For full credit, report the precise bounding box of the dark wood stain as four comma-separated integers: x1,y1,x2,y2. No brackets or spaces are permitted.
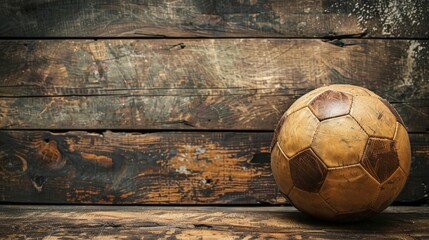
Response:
0,0,428,38
289,149,328,193
361,138,400,183
0,131,281,204
309,90,352,120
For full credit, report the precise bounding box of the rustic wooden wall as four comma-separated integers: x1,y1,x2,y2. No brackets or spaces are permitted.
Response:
0,0,428,205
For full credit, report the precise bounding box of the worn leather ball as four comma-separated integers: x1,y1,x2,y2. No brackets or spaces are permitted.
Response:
271,84,411,222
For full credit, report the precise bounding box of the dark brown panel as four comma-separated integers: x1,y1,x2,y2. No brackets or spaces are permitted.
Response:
289,149,328,193
0,131,427,204
0,0,428,38
308,90,352,120
361,138,400,183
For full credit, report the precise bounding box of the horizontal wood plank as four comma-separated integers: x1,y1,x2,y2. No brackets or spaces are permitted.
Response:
1,95,428,132
0,0,428,38
0,39,428,99
0,205,428,239
1,39,428,131
0,131,427,204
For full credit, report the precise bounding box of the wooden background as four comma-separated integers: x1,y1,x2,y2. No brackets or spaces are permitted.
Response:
0,0,428,205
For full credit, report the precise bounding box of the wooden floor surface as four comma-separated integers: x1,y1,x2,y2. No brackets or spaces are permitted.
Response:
0,205,428,239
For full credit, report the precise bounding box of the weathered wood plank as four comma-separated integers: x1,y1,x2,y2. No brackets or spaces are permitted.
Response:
0,131,427,204
0,205,428,239
1,95,427,132
0,0,428,38
0,39,428,131
0,131,280,204
0,39,427,99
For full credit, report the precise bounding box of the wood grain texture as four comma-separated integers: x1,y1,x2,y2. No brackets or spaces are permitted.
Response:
0,39,428,131
0,39,428,98
0,0,428,38
0,205,428,239
0,131,281,204
0,131,427,204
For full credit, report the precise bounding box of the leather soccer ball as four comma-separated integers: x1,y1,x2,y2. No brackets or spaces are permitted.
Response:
271,84,411,222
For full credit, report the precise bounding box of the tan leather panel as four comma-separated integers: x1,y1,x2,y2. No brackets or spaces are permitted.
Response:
372,168,407,212
350,96,397,139
393,123,412,176
288,187,337,221
312,115,368,167
278,107,319,158
320,165,379,213
270,144,294,195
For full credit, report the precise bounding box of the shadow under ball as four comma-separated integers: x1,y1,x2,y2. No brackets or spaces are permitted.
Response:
270,84,411,222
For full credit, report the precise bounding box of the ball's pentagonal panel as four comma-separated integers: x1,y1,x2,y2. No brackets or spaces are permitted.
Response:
271,144,294,195
361,138,400,183
288,187,337,220
320,165,379,213
278,108,319,158
312,115,368,167
350,96,397,139
372,168,407,212
308,90,352,120
325,84,374,97
270,114,287,151
289,149,328,193
380,99,405,126
286,86,329,115
393,123,412,175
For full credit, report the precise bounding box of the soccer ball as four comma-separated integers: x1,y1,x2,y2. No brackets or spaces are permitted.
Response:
271,85,411,222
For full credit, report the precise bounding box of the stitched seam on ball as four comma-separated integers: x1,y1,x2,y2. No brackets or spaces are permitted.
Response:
276,142,289,161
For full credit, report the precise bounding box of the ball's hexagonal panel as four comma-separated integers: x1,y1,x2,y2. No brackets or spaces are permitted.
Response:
394,123,411,176
350,96,397,139
270,114,287,152
312,115,368,167
289,149,328,193
361,138,400,183
380,99,405,126
286,86,329,115
309,90,352,120
372,168,407,213
326,85,374,97
271,144,294,195
288,187,337,221
320,165,380,213
278,107,319,158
